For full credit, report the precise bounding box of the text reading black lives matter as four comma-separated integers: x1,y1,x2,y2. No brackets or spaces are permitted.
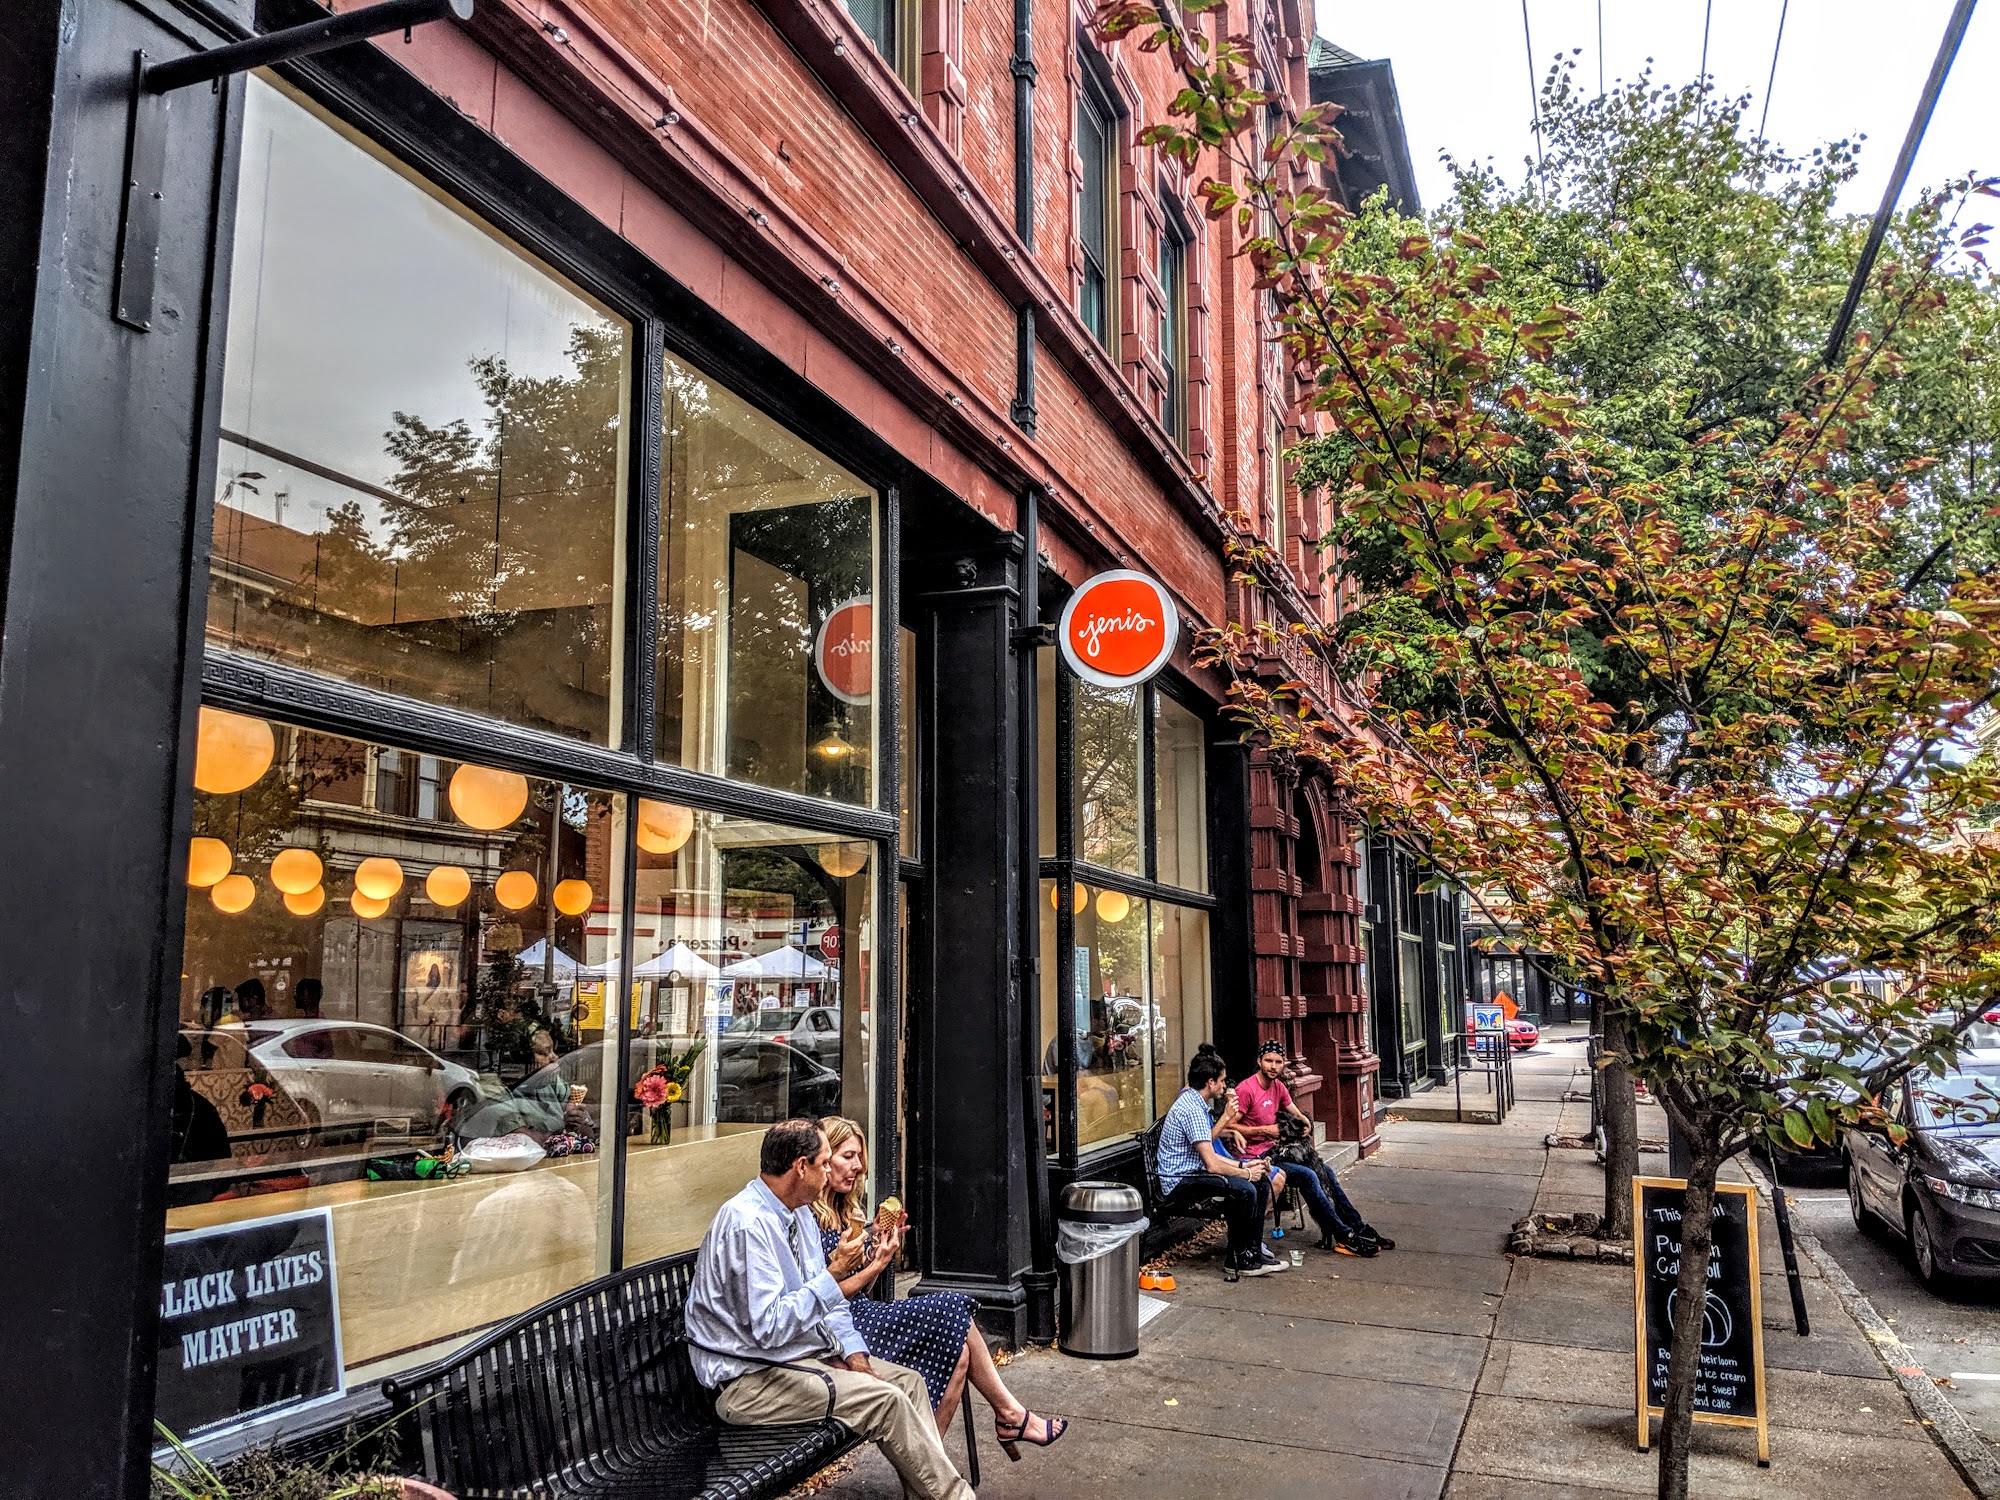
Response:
1640,1183,1759,1419
156,1209,343,1439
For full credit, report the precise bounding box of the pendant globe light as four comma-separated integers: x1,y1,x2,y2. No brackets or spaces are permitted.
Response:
269,848,324,896
425,864,472,908
354,857,405,901
1095,889,1132,923
1047,882,1089,913
553,878,594,916
494,870,538,910
350,889,391,919
818,842,869,878
636,799,695,855
193,708,275,795
210,874,256,913
284,885,326,916
187,837,232,888
448,764,530,830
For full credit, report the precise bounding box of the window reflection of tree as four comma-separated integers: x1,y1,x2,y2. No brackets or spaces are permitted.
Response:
1073,682,1142,873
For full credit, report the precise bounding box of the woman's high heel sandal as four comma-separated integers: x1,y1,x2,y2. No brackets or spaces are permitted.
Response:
994,1410,1068,1461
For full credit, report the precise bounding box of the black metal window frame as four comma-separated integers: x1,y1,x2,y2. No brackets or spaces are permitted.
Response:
1074,53,1119,350
185,34,911,1268
1039,656,1216,1168
1157,188,1189,447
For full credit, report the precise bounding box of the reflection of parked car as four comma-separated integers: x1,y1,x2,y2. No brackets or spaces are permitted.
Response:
724,1006,842,1069
1466,1015,1539,1051
482,1036,843,1138
1847,1061,2000,1291
226,1020,479,1138
177,1030,317,1156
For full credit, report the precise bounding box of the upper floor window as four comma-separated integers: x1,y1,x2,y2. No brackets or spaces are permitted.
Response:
848,0,919,91
1159,206,1189,445
1268,415,1286,558
1077,73,1118,348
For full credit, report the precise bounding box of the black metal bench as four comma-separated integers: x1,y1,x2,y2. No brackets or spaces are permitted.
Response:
381,1250,864,1500
1139,1116,1305,1243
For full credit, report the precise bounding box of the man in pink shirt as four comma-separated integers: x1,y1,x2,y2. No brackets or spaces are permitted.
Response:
1227,1040,1389,1256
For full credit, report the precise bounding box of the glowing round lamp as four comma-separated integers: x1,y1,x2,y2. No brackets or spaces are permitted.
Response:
495,870,538,910
194,708,275,795
425,864,472,908
284,885,326,916
269,847,323,895
354,857,405,901
210,874,256,914
818,842,868,878
349,889,391,919
449,764,530,830
1096,889,1132,923
553,878,593,916
1047,882,1089,913
636,799,695,855
187,837,232,888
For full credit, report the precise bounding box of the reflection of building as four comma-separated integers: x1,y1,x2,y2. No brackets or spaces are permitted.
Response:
3,0,1417,1481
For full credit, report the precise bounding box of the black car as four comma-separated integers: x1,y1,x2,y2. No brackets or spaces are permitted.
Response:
1846,1060,2000,1290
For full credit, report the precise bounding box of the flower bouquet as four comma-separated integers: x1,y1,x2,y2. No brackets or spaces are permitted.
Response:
634,1038,706,1145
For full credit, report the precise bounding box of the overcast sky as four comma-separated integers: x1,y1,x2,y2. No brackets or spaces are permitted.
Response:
1323,1,1997,219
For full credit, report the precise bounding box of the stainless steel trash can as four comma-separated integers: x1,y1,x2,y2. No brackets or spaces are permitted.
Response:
1056,1180,1146,1359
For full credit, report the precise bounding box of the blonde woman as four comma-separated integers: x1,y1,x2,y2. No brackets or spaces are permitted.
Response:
814,1117,1067,1460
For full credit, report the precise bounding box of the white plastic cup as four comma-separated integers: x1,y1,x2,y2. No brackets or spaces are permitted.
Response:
1289,1248,1304,1268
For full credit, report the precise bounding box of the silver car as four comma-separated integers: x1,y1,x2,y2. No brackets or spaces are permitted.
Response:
224,1019,481,1139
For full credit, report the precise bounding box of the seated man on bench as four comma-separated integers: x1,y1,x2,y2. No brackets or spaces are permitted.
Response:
1231,1039,1392,1256
1157,1051,1288,1279
686,1118,975,1500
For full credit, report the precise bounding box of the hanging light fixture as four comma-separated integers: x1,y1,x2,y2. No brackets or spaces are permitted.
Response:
1048,882,1089,913
1096,889,1132,923
636,798,694,855
494,870,538,910
269,847,324,895
284,885,326,916
193,707,275,795
553,878,594,916
353,856,405,901
349,889,391,919
425,864,472,907
818,842,869,878
448,763,530,830
210,874,256,914
812,727,855,760
186,837,232,888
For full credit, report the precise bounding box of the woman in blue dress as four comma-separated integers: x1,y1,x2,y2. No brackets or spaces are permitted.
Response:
813,1116,1067,1461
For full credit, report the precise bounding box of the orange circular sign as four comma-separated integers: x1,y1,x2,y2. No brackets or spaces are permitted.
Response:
815,598,874,704
1058,571,1178,688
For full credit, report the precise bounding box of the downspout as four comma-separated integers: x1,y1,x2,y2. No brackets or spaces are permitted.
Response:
1016,487,1057,1341
1008,0,1038,434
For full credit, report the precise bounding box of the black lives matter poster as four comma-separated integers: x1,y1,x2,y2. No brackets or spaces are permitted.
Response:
1637,1180,1761,1420
156,1208,344,1440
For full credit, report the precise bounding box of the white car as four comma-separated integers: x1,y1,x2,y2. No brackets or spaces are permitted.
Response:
724,1006,842,1070
224,1019,480,1138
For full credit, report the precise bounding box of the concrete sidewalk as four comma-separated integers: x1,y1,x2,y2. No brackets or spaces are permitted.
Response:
806,1037,1973,1498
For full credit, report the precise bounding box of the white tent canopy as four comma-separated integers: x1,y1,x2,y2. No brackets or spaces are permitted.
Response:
515,939,587,976
632,941,720,980
721,945,828,980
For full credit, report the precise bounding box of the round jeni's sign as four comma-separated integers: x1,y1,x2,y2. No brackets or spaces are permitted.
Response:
1058,571,1178,689
815,598,874,704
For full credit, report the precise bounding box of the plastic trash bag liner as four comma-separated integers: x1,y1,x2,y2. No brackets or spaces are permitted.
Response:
1056,1216,1148,1263
461,1132,547,1173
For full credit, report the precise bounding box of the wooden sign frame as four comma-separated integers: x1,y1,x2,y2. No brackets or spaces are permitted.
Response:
1632,1176,1770,1466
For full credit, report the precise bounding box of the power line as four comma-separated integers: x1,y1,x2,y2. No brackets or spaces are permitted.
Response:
1697,0,1714,126
1521,0,1546,195
1596,0,1605,97
1823,0,1980,368
1759,0,1789,139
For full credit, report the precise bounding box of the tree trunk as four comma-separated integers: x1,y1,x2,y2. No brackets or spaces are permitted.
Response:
1656,1138,1723,1500
1600,1002,1639,1239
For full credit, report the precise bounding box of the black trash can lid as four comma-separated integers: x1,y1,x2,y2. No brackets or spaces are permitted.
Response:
1058,1180,1143,1225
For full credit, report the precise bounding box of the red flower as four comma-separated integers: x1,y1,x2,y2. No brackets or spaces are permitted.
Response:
635,1071,670,1109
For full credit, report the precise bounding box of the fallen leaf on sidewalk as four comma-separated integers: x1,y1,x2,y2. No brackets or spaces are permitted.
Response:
1859,1406,1873,1413
1164,1398,1179,1407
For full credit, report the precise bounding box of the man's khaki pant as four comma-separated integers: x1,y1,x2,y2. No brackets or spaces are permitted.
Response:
715,1357,974,1500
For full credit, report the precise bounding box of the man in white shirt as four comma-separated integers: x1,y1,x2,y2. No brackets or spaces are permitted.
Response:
686,1118,974,1500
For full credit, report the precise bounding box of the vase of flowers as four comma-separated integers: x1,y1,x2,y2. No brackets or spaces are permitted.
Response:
634,1038,706,1146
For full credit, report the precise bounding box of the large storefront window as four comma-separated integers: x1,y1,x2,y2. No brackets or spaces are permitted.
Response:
211,79,630,745
656,353,879,806
1074,682,1142,873
1153,692,1206,890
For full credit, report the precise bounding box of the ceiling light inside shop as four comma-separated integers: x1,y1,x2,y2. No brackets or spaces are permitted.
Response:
495,870,538,910
553,878,593,915
269,847,324,895
284,885,326,916
350,889,391,919
449,764,530,830
426,864,472,907
1096,889,1131,923
813,730,855,760
186,837,232,888
354,857,405,901
636,798,694,855
1049,882,1089,913
210,874,256,913
818,842,869,878
193,707,275,795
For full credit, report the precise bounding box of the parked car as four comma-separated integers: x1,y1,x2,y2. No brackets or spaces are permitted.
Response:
225,1019,480,1140
723,1005,842,1070
1846,1060,2000,1290
1466,1015,1539,1052
177,1029,318,1157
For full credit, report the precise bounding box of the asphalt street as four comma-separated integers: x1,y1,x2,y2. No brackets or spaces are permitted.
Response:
1788,1178,2000,1447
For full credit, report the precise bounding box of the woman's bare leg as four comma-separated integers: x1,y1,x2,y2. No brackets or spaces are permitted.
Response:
933,1339,970,1436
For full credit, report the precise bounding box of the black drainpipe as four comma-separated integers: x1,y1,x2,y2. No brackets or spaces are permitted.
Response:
1016,488,1057,1341
1009,0,1038,434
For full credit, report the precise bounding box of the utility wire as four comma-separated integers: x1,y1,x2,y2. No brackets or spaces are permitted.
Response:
1596,0,1605,97
1697,0,1713,126
1521,0,1546,195
1759,0,1789,139
1823,0,1980,368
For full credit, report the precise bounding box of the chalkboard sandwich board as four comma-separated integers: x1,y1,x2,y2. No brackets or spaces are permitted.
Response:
1632,1176,1768,1465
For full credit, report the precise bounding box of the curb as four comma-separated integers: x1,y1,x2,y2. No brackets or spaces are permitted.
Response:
1743,1161,2000,1499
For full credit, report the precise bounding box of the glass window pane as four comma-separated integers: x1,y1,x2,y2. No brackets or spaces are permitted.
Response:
657,352,879,806
1400,934,1426,1049
1073,883,1149,1149
1074,681,1143,874
848,0,896,65
1039,877,1059,1156
621,813,874,1263
1149,903,1210,1124
211,79,629,743
1153,692,1207,892
166,717,627,1389
898,626,918,859
1038,649,1058,857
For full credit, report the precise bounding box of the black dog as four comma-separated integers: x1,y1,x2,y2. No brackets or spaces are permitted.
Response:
1269,1112,1395,1252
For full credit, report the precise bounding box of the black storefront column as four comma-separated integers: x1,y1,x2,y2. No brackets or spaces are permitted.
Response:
0,2,243,1495
907,538,1038,1344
